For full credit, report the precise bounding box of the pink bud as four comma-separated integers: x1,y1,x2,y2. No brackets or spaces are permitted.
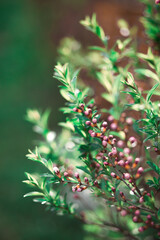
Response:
103,136,108,141
120,210,127,217
138,226,144,232
111,187,116,192
117,140,124,148
77,187,82,192
111,172,116,178
84,177,88,183
139,197,144,203
91,132,96,137
112,147,117,155
133,216,138,222
119,152,124,158
147,215,151,220
108,115,114,122
123,173,131,180
155,0,160,4
135,210,140,216
127,156,133,163
53,167,60,174
137,167,144,174
118,160,125,166
75,172,79,178
85,121,91,126
72,186,77,192
102,140,107,147
109,135,113,139
126,117,133,125
135,158,140,164
64,172,69,177
73,107,78,112
104,161,109,166
123,148,130,155
92,118,97,124
110,123,117,130
129,136,136,144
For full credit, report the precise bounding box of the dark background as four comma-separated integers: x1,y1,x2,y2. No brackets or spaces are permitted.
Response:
0,0,141,239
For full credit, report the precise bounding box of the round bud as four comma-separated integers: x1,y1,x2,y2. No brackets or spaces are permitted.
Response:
73,107,78,112
126,117,133,125
137,167,144,174
110,123,117,130
133,216,138,222
120,210,127,217
135,158,140,164
53,167,60,174
77,188,82,192
123,148,130,155
138,227,144,232
139,197,144,203
85,121,91,126
129,136,137,144
111,172,116,178
102,140,107,147
91,132,96,137
104,161,109,166
118,160,125,166
117,140,124,148
64,172,69,177
123,173,131,180
102,121,108,127
108,115,114,122
75,172,79,178
84,177,88,183
92,118,97,124
135,210,140,216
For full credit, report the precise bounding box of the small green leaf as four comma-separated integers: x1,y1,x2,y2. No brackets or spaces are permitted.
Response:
24,191,44,198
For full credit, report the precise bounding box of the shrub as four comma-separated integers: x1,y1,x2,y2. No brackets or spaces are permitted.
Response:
23,1,160,239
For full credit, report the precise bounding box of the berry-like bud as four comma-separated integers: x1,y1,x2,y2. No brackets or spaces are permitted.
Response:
84,177,88,183
119,152,124,158
117,140,124,148
102,121,108,127
137,167,144,174
64,172,69,177
135,210,140,216
110,123,117,130
135,158,140,164
108,115,114,122
139,197,144,203
92,118,97,124
133,216,138,222
86,121,91,126
127,156,133,163
123,173,131,180
75,172,79,178
109,135,113,139
147,215,152,220
138,226,144,232
120,210,127,217
111,187,116,192
77,187,82,192
123,148,130,155
91,132,96,137
72,186,77,192
102,140,107,147
53,167,60,174
126,117,133,125
111,172,116,178
129,136,137,144
73,107,78,112
118,160,125,166
79,103,84,108
104,161,109,166
155,0,160,4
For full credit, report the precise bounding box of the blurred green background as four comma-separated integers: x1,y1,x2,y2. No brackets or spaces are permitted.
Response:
0,0,92,239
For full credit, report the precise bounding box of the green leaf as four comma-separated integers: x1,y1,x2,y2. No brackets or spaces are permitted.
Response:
24,191,44,198
76,166,91,175
136,69,159,82
146,83,159,102
147,161,160,175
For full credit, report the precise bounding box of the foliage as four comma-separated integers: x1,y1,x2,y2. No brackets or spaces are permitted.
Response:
24,1,160,240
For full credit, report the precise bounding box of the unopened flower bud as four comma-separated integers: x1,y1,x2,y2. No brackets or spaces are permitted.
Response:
64,172,69,177
117,140,124,148
91,132,96,137
156,0,160,4
133,216,138,222
135,158,140,164
126,117,133,125
85,121,91,126
102,140,107,147
123,148,130,155
110,123,117,130
73,107,78,112
111,172,116,178
75,172,79,178
77,187,82,192
137,167,144,174
92,118,97,124
138,226,144,232
135,210,140,216
139,197,144,203
123,173,131,180
120,210,127,217
53,167,60,174
118,160,125,166
102,121,108,127
108,115,114,122
84,177,88,183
